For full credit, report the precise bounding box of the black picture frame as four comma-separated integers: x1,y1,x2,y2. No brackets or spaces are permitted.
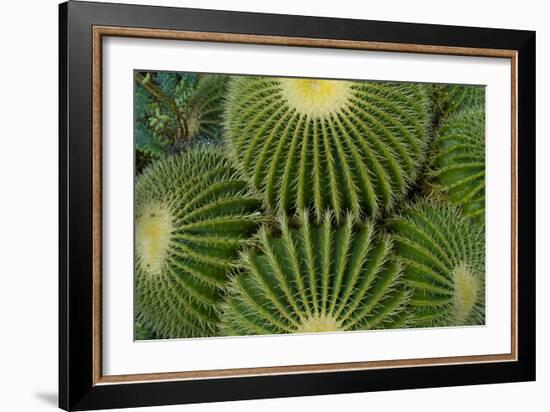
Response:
59,1,536,410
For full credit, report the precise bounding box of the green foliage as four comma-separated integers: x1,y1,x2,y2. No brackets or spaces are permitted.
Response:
388,199,485,327
221,211,410,336
224,77,432,223
135,147,264,339
134,72,228,172
431,108,485,219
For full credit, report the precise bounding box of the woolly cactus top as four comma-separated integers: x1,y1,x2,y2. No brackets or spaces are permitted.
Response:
279,78,352,118
136,202,174,277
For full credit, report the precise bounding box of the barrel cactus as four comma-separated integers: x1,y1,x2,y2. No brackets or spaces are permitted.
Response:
431,107,485,219
135,147,264,338
224,77,431,222
220,211,410,336
388,200,485,327
433,84,485,119
185,75,228,141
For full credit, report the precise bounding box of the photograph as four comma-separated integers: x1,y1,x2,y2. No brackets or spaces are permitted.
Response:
133,72,486,340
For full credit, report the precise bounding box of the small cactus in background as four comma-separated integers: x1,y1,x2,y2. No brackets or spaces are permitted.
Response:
431,107,485,220
433,84,485,120
185,75,229,142
220,212,410,336
224,77,432,222
388,200,485,327
135,147,264,338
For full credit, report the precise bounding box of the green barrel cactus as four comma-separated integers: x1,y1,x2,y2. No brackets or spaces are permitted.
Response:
185,75,228,141
220,211,410,336
431,107,485,219
433,84,485,119
388,200,485,327
135,147,264,338
224,77,431,222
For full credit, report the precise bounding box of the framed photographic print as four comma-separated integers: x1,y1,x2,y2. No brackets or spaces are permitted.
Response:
59,1,536,410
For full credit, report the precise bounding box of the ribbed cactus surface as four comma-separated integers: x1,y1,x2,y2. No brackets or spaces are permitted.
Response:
434,84,485,119
432,108,485,219
221,212,410,336
224,77,431,222
186,75,228,140
388,200,485,327
135,147,263,338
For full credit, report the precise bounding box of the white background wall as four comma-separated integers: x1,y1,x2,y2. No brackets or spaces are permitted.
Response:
0,0,546,411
